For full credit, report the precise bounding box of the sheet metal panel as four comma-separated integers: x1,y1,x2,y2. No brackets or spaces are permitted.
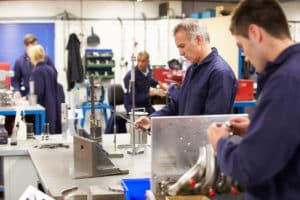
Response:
151,114,246,195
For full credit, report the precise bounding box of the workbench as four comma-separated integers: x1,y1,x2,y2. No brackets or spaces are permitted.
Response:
0,135,71,200
29,134,150,199
0,104,45,135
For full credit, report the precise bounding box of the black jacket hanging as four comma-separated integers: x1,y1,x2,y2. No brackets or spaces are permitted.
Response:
66,33,84,91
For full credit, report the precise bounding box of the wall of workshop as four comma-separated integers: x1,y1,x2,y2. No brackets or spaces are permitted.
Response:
281,1,300,21
0,0,181,107
1,0,299,107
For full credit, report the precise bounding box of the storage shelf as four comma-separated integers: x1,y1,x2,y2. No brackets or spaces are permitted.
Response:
86,55,113,59
101,75,114,79
86,64,115,68
85,49,115,80
85,48,112,53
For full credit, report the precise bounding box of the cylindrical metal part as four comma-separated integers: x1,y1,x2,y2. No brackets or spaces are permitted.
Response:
29,81,35,95
128,111,148,145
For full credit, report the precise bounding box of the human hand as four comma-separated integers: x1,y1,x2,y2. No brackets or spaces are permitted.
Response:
229,116,250,137
150,88,166,97
158,81,167,91
14,91,22,99
134,116,151,130
207,122,232,152
156,88,167,97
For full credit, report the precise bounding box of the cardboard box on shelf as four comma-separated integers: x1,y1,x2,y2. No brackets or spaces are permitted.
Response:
215,5,236,17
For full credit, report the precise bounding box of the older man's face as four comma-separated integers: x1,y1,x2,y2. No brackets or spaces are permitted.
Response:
175,29,200,64
137,54,149,72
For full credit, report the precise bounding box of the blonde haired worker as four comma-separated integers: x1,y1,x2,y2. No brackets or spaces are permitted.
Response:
28,44,63,134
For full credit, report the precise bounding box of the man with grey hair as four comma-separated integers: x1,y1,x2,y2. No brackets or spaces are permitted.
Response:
135,19,237,129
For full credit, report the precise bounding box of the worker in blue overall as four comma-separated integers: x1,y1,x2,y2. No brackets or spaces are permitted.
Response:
13,33,55,98
207,0,300,199
28,44,63,134
123,51,166,115
135,19,237,129
105,51,165,133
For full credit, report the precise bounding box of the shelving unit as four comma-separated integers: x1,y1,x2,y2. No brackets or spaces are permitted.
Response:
85,49,115,79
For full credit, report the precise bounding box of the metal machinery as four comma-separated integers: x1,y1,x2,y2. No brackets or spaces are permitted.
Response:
89,75,102,143
0,70,14,106
73,75,128,178
151,115,247,200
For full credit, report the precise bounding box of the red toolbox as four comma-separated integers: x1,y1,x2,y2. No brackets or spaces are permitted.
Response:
153,68,185,85
235,79,254,101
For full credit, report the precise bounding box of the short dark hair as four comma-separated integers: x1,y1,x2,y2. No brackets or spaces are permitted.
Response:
23,34,37,46
230,0,291,40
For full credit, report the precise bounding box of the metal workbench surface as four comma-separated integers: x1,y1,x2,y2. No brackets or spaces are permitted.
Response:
0,104,46,135
0,135,69,156
28,134,151,200
0,104,45,112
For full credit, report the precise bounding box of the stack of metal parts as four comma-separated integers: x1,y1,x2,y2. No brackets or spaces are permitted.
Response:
160,144,242,197
26,123,36,139
151,115,246,200
0,89,14,106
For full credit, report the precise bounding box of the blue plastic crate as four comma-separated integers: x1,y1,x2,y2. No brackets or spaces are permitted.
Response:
121,178,151,200
191,10,216,19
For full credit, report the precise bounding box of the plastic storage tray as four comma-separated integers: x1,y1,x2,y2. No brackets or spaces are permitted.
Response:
121,178,151,200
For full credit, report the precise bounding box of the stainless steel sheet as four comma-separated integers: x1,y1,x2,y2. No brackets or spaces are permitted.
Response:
151,114,247,195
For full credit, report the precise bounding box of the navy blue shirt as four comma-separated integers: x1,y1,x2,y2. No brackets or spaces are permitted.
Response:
13,53,55,96
30,62,62,134
151,48,237,116
217,44,300,200
124,66,158,114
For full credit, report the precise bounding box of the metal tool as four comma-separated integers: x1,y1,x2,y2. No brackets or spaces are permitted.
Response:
117,112,151,136
28,81,37,106
89,76,102,143
37,143,70,149
225,121,234,137
127,50,144,155
61,186,78,197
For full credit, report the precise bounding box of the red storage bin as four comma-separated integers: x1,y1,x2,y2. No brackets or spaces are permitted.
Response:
0,62,10,89
153,68,185,85
235,79,254,101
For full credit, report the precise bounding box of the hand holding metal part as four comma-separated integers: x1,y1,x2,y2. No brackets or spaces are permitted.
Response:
134,116,151,130
116,112,152,135
229,116,250,138
207,121,233,152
